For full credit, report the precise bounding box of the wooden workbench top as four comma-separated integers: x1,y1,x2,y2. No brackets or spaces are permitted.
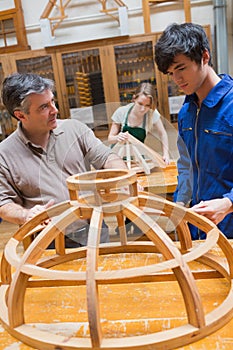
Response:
1,240,233,350
137,161,178,195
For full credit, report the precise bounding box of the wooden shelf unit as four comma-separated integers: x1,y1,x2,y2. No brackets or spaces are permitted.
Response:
0,27,210,138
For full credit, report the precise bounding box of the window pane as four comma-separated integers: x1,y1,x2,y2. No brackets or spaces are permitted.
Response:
0,18,16,47
62,49,107,130
16,56,59,112
114,41,156,104
3,19,14,33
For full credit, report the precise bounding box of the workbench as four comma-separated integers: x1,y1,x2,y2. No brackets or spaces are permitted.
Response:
137,160,178,197
1,166,233,350
1,241,233,350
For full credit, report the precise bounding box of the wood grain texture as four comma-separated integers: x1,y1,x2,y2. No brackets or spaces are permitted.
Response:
0,169,233,349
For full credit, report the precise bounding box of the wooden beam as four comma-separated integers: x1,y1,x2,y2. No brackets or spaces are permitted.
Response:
183,0,191,22
142,0,151,33
40,0,57,19
40,0,72,36
142,0,192,34
40,0,127,35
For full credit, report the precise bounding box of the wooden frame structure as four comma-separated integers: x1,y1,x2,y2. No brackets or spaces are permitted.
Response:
1,169,233,349
142,0,192,33
40,0,71,36
111,133,166,174
40,0,127,36
98,0,128,22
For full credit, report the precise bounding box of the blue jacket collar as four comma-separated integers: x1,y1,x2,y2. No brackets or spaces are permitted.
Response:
185,74,233,107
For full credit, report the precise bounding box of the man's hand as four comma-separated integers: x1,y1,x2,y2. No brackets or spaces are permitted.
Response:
24,199,55,222
191,198,233,224
0,200,55,226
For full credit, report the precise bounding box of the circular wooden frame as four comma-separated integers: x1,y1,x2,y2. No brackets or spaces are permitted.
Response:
1,169,233,349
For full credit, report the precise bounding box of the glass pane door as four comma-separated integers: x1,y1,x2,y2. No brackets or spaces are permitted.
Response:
167,76,185,124
16,55,58,111
114,41,156,104
62,49,107,131
16,55,54,80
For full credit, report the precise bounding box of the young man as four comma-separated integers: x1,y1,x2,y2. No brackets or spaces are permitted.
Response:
154,22,233,239
0,73,126,247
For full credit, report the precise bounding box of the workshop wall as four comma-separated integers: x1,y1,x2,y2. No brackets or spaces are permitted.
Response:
1,1,232,74
21,1,213,48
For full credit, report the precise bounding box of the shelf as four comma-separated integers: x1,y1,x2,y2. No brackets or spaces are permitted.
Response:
0,28,211,139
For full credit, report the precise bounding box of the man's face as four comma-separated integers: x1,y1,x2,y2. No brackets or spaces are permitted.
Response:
166,54,207,96
24,89,58,132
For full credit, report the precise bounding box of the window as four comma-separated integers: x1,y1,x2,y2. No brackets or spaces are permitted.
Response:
0,2,29,53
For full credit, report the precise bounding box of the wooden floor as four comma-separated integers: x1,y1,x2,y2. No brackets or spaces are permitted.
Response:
0,220,18,251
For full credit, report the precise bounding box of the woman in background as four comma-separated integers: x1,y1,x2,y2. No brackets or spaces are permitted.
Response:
108,82,170,165
108,83,170,235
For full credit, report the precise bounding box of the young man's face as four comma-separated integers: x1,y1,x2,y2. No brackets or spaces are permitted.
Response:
166,53,208,96
23,89,58,132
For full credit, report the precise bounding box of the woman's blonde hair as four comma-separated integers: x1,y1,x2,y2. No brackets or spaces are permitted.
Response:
133,82,157,132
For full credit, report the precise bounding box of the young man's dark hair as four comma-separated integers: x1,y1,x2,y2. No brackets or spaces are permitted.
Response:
154,22,212,74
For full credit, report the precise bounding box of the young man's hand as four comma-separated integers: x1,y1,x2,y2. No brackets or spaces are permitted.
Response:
191,198,233,224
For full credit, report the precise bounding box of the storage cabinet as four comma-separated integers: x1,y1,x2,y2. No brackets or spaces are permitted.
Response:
60,49,108,132
114,41,156,104
47,33,163,139
0,33,168,139
0,26,211,139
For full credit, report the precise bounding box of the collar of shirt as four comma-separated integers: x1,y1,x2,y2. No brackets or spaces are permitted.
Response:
17,120,64,153
185,74,233,108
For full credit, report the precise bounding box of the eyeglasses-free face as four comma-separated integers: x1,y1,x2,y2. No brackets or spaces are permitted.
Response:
134,95,151,112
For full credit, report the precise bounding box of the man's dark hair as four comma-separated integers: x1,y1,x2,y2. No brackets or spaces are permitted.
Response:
154,22,212,74
1,73,55,117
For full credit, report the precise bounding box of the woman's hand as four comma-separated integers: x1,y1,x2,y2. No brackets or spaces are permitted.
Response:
116,131,129,143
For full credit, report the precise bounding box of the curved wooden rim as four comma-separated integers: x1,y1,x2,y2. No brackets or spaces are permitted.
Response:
1,176,233,349
1,285,233,350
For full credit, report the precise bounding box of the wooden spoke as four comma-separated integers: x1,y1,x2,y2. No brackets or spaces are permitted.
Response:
1,169,233,349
